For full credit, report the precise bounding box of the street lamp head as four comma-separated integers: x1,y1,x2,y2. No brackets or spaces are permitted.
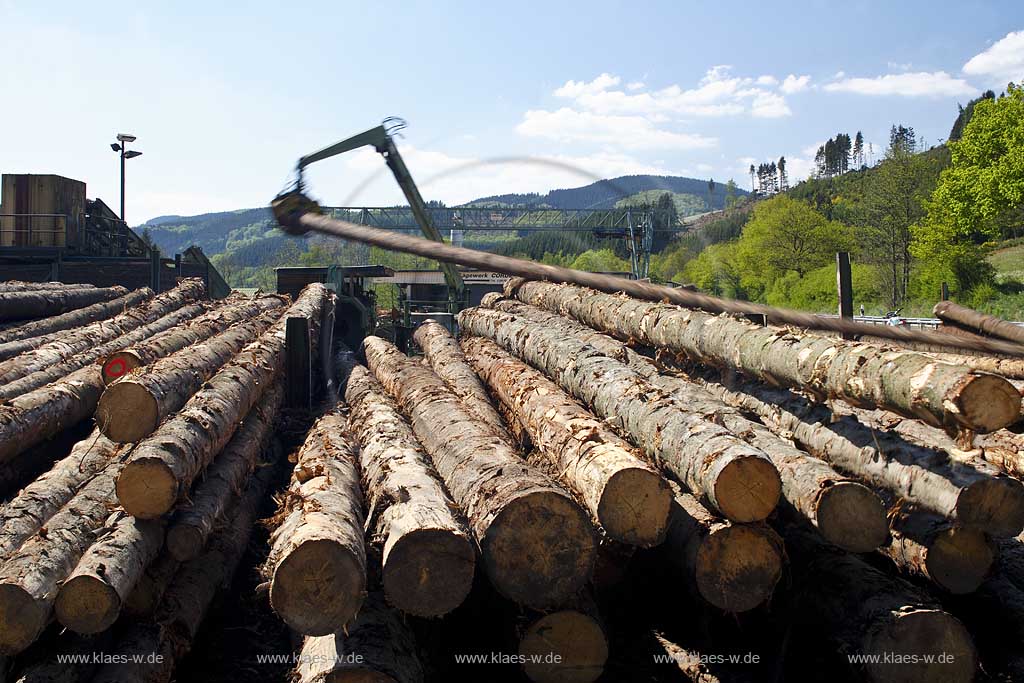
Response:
110,143,122,152
124,150,143,159
117,133,137,143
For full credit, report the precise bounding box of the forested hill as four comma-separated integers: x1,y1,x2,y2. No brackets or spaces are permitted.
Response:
471,174,745,210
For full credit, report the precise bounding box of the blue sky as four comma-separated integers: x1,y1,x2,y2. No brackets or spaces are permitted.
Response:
2,0,1024,224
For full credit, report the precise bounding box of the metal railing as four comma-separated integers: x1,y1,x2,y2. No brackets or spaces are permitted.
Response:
0,214,67,247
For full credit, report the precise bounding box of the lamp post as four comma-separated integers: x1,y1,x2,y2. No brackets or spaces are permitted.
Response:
110,134,142,223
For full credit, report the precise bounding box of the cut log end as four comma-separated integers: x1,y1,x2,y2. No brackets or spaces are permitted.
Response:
271,539,366,636
956,373,1021,433
483,489,596,609
956,476,1024,537
712,455,781,523
115,458,178,519
926,528,994,594
816,482,889,552
382,528,475,618
54,574,120,634
0,584,48,655
862,609,976,683
694,525,784,613
166,524,205,562
597,467,672,548
95,381,160,443
101,351,143,385
519,610,608,683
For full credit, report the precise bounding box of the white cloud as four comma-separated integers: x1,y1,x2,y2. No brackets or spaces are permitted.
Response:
887,61,913,71
780,74,811,94
516,108,717,151
963,30,1024,87
782,156,816,182
626,81,645,90
554,73,621,98
553,66,795,118
824,71,976,97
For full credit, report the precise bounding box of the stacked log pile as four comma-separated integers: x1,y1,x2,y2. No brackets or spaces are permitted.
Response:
0,280,326,683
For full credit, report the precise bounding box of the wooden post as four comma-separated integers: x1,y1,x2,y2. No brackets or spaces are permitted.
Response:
941,282,950,301
174,253,182,281
286,316,312,409
150,249,161,292
836,252,854,340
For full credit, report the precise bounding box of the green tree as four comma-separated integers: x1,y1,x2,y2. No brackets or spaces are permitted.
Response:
736,196,855,282
682,241,747,297
913,84,1024,295
569,249,632,273
724,179,739,208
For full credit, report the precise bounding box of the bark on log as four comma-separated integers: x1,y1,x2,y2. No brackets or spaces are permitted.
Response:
0,282,95,293
413,319,513,444
11,632,113,683
935,300,1024,346
55,512,165,634
96,308,283,442
265,411,366,636
122,552,179,619
0,286,129,322
665,486,783,612
90,452,278,683
364,335,596,609
685,370,1024,537
99,292,287,385
507,279,1021,433
881,508,994,594
460,335,672,547
344,365,475,617
294,592,424,683
0,288,152,352
164,384,282,561
652,632,731,683
519,595,608,683
0,463,120,654
861,335,1024,380
484,297,886,551
0,366,105,464
786,528,977,683
0,279,206,389
115,283,324,518
0,430,120,559
456,306,781,523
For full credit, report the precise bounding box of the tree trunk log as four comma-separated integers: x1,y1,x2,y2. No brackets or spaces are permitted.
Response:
785,528,977,683
364,335,596,609
90,452,278,683
881,508,994,594
0,302,208,400
122,552,179,619
344,365,475,617
0,430,120,559
861,335,1024,380
935,300,1024,346
0,279,206,386
412,319,514,445
96,308,283,442
265,411,366,636
456,306,781,524
99,293,287,385
0,288,152,354
0,462,121,654
519,594,608,683
484,297,887,551
115,284,324,518
0,366,105,464
685,369,1024,537
0,282,94,293
507,279,1021,433
460,335,672,547
665,486,783,613
55,512,165,634
0,286,130,322
164,384,282,561
294,592,425,683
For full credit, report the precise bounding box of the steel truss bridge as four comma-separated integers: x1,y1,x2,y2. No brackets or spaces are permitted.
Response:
322,206,684,279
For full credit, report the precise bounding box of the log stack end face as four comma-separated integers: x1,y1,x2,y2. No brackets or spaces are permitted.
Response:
815,481,890,553
695,524,784,614
519,609,608,683
115,456,178,520
861,609,977,683
381,527,476,619
271,535,366,636
0,583,47,654
597,466,672,548
709,452,782,524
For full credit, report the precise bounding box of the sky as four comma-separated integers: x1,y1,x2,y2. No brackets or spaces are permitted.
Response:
2,0,1024,225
